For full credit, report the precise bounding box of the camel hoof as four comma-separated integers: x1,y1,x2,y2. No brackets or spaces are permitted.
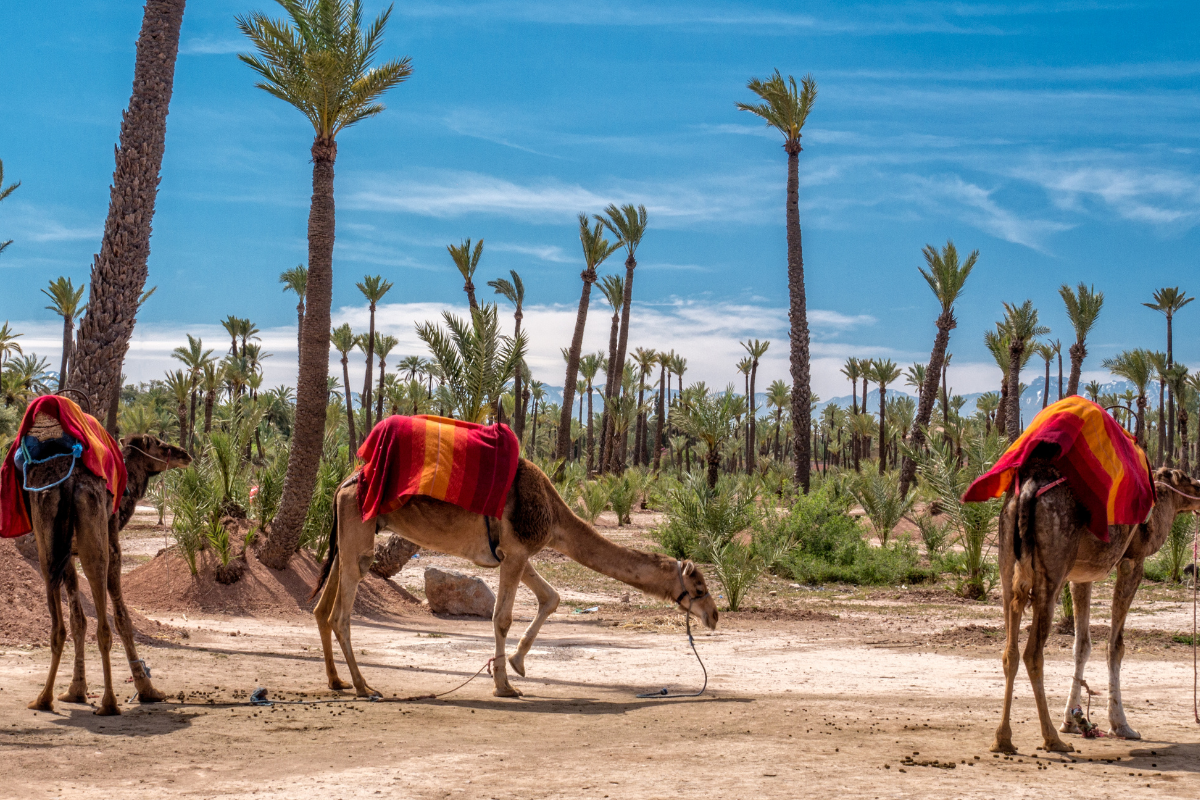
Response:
493,685,522,698
28,698,54,712
1059,720,1082,734
329,678,352,691
508,655,526,678
1044,739,1074,753
1109,725,1141,740
137,687,167,703
58,691,88,704
990,739,1017,755
94,704,121,717
355,687,382,699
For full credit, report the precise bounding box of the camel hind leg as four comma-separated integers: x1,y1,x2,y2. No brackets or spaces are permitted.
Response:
1022,570,1072,752
313,553,352,691
325,490,381,697
1105,557,1144,739
1059,581,1093,733
491,554,528,697
30,576,68,712
58,563,90,703
992,567,1029,754
508,564,559,678
106,519,164,703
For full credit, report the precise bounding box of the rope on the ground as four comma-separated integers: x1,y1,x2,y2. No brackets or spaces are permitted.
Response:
245,658,498,707
636,610,708,699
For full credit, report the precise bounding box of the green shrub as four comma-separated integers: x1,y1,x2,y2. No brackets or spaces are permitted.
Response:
252,449,288,538
652,472,759,560
1147,513,1195,583
914,512,951,557
850,473,915,545
788,540,934,586
300,439,353,561
573,479,610,524
606,473,638,526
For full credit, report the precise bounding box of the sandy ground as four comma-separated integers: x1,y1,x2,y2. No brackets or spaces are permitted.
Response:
3,509,1198,799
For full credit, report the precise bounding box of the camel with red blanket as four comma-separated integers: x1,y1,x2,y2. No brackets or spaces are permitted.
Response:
312,415,719,698
1,396,191,715
964,397,1200,753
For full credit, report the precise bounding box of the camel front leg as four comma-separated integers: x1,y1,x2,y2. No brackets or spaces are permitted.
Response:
1059,581,1092,733
313,555,352,690
491,556,527,697
58,563,90,703
508,564,560,678
1106,557,1143,739
991,579,1028,754
329,546,380,698
106,530,164,703
1023,574,1073,753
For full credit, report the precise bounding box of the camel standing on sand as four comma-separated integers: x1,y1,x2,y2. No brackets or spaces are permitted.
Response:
313,459,719,698
992,463,1200,754
25,434,191,715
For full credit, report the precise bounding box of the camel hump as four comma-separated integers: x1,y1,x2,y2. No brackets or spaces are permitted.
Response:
510,460,555,546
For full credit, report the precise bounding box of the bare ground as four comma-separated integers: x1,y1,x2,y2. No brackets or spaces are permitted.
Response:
1,508,1197,799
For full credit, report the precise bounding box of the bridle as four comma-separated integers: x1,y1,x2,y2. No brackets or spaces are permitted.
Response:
674,560,710,614
125,443,172,468
635,561,710,699
1156,480,1200,504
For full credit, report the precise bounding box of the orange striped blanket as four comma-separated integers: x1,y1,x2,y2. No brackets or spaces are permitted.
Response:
1,395,128,539
356,415,520,521
962,396,1154,541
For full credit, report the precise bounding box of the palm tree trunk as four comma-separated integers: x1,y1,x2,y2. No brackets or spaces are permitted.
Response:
1067,341,1085,397
635,378,647,467
296,300,305,357
898,314,951,496
65,0,187,426
1057,352,1063,400
376,357,387,422
1006,342,1024,443
1135,393,1146,447
747,360,759,474
1157,378,1166,466
187,387,197,452
339,356,357,453
261,137,336,570
996,377,1009,436
600,309,620,472
512,312,525,442
1043,358,1050,409
878,384,887,475
362,305,376,435
58,316,72,391
204,389,214,434
604,254,637,472
653,364,667,470
556,275,595,461
586,386,595,473
784,144,812,492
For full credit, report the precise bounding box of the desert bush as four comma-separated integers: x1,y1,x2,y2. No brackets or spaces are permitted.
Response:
1145,513,1195,583
913,512,951,558
573,479,610,524
169,463,217,575
252,448,288,539
606,473,638,526
850,473,915,545
653,472,759,560
299,437,353,561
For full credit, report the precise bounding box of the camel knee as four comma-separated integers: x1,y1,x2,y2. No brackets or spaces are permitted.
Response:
544,590,560,615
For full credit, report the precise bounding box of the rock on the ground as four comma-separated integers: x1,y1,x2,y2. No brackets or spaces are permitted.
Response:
423,567,495,618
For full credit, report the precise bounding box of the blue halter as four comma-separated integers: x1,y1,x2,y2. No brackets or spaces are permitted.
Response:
15,433,85,492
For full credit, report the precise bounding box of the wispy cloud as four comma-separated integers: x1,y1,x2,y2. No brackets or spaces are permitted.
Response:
487,242,574,263
180,36,242,56
808,309,876,330
911,174,1073,250
5,203,99,244
1017,163,1200,226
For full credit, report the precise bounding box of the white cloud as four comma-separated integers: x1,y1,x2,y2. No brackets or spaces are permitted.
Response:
1018,164,1200,227
808,309,876,330
180,37,242,56
487,242,573,263
912,174,1073,251
4,202,99,244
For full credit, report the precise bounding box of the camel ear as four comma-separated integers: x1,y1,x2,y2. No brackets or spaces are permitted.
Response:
682,560,696,576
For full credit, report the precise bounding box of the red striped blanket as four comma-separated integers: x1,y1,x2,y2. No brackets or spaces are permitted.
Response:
356,415,520,521
962,396,1154,541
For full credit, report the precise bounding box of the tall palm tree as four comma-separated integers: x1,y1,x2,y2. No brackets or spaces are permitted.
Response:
355,274,392,434
330,323,358,452
631,347,657,466
280,264,307,353
766,379,790,462
596,203,648,471
1144,287,1192,465
41,276,87,391
1001,301,1049,441
1049,338,1063,401
200,360,224,434
528,381,545,457
1165,364,1191,472
171,333,213,451
448,238,483,311
1059,282,1104,397
597,274,625,472
164,369,190,445
1035,341,1054,409
416,305,525,424
869,359,901,474
556,214,620,461
579,353,602,473
374,333,398,422
652,351,669,469
741,339,770,473
1102,349,1153,446
0,160,20,258
1148,350,1168,465
738,70,818,492
898,240,977,496
904,363,925,407
65,0,187,421
674,387,740,488
221,315,242,357
0,321,22,378
488,269,526,439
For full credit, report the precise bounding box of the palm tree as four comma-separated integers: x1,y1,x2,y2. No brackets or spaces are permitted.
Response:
556,214,620,461
41,276,87,391
652,351,670,469
1165,364,1191,471
64,0,187,421
904,363,925,407
868,359,901,474
374,333,398,422
164,370,190,445
1048,339,1063,401
630,347,656,466
1084,380,1102,402
448,238,484,311
674,387,740,488
488,270,526,438
239,0,412,569
1001,301,1049,441
1102,349,1153,446
975,391,1000,433
0,322,22,378
578,353,602,472
280,264,307,353
1148,350,1168,465
221,315,242,357
597,274,624,472
1035,341,1054,409
766,379,790,462
200,360,224,434
741,339,770,473
1144,287,1192,465
355,274,393,434
171,333,213,451
595,203,648,472
0,160,20,257
1059,282,1104,397
738,70,818,492
898,240,977,496
416,305,525,424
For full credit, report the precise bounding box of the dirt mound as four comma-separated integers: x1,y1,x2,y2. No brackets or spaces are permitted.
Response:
0,537,176,647
122,547,423,619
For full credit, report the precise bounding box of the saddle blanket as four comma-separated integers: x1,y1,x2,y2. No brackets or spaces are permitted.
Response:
0,395,127,539
356,414,520,522
962,395,1154,541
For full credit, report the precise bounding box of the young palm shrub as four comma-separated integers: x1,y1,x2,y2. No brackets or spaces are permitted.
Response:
169,461,219,576
299,435,353,561
1146,513,1195,582
252,449,288,541
653,472,759,560
850,473,915,545
913,512,951,559
606,473,638,526
573,479,611,524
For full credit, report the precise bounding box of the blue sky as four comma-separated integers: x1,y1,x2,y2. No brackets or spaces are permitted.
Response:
1,1,1198,400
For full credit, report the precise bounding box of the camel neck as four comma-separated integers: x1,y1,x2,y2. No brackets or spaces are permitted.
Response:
549,506,675,602
118,457,155,530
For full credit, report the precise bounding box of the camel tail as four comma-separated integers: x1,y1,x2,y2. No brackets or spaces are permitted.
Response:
309,499,340,602
1013,478,1039,593
47,490,78,588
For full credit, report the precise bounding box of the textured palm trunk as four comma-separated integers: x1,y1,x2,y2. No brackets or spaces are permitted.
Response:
1178,407,1189,474
1156,379,1166,466
260,138,336,570
898,314,951,496
556,270,596,461
1006,342,1025,443
204,389,214,433
1135,394,1146,446
653,364,666,470
599,307,620,472
370,534,419,579
785,143,811,491
376,356,387,422
877,384,887,475
361,304,376,435
512,310,525,442
338,356,356,453
187,387,197,452
746,360,759,474
1067,341,1085,397
1166,316,1175,467
585,386,595,473
66,0,187,427
996,377,1009,437
603,254,637,473
1057,353,1063,401
1043,358,1050,408
295,300,305,357
58,316,73,391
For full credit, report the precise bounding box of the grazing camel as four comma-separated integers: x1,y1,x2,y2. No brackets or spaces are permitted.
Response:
25,434,191,715
992,461,1200,754
314,459,719,698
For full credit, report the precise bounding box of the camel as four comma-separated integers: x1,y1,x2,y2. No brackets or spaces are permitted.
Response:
992,460,1200,754
24,433,191,715
314,459,719,698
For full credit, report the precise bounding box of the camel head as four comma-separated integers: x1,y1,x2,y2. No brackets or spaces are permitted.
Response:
677,560,719,631
121,434,193,476
1152,467,1200,513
